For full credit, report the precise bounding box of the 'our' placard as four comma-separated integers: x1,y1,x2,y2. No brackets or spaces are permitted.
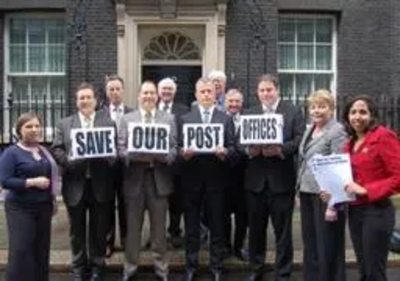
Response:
127,123,170,154
183,124,224,153
70,127,116,160
240,114,284,145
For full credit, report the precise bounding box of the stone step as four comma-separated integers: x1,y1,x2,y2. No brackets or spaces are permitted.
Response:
0,249,399,273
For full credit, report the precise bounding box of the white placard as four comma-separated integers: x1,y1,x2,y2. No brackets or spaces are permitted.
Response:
127,123,170,154
183,124,224,153
240,114,284,145
308,153,355,205
70,127,116,160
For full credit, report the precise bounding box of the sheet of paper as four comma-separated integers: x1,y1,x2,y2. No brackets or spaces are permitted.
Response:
308,153,355,205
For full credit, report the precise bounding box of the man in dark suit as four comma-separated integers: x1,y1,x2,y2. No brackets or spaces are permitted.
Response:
118,81,177,281
51,82,116,281
244,74,305,281
98,75,133,256
180,77,235,281
157,77,189,249
223,89,248,261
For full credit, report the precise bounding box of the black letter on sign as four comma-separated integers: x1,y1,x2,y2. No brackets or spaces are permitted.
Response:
213,126,221,147
187,127,195,148
157,127,168,151
76,132,86,156
196,127,204,149
132,127,143,149
268,118,277,140
86,131,96,155
94,131,105,154
144,127,156,150
204,126,212,149
104,130,113,153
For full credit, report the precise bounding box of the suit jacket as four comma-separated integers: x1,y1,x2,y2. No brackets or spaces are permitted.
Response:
297,119,347,194
344,126,400,204
117,109,178,198
51,112,117,206
179,106,235,192
244,100,305,194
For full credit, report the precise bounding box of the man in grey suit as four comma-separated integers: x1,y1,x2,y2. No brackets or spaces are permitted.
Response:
118,81,177,281
51,82,116,281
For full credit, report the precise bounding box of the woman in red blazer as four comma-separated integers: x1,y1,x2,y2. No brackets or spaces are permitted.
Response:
342,95,400,281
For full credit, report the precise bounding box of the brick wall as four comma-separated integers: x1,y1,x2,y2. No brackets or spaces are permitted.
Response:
225,0,398,109
337,0,393,99
225,0,278,108
0,0,66,9
66,0,117,107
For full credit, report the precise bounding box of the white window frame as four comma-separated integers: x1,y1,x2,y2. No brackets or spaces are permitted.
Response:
278,14,337,101
3,13,67,142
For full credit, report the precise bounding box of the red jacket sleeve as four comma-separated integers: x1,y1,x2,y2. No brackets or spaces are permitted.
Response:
365,129,400,201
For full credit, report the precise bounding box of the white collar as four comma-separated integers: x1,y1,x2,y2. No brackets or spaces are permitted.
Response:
110,103,124,112
262,98,280,112
139,107,156,118
199,105,215,116
78,111,95,121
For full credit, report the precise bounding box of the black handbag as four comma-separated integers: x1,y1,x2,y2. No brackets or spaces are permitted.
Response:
389,229,400,254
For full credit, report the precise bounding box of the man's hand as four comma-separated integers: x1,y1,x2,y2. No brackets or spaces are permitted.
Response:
181,149,195,161
248,145,261,158
262,145,283,158
214,147,227,161
319,189,332,203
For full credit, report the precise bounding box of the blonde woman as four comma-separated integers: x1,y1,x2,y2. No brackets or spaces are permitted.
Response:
297,90,347,281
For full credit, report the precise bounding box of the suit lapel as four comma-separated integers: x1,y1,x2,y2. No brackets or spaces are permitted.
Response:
304,118,336,152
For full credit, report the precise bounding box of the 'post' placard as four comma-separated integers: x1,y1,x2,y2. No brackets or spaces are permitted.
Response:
70,127,116,159
127,123,170,154
183,124,224,153
240,114,284,145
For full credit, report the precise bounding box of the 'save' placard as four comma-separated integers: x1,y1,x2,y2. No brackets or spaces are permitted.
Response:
70,127,116,159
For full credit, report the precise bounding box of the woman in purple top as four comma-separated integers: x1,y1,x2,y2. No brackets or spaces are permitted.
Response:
0,112,59,281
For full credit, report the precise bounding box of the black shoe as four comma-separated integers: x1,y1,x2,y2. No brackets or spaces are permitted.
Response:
245,272,263,281
181,268,196,281
121,274,133,281
234,248,249,262
169,234,184,249
211,270,223,281
90,273,101,281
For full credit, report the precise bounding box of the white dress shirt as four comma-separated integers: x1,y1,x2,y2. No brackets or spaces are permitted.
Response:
199,105,215,123
262,98,281,114
109,103,124,122
139,107,156,123
158,101,173,114
79,112,95,128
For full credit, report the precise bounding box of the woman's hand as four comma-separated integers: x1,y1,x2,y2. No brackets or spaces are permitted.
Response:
319,189,331,203
345,182,367,196
325,207,338,222
26,177,50,189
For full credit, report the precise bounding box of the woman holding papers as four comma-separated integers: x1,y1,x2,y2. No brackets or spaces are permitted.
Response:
343,95,400,281
0,113,59,281
297,90,348,281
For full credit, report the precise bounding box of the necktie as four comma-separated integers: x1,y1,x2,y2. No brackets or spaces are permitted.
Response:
145,111,152,123
163,103,169,112
84,117,91,128
114,108,123,128
264,105,274,114
203,110,210,123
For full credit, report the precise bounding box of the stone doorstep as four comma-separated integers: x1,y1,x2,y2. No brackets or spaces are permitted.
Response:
0,250,399,273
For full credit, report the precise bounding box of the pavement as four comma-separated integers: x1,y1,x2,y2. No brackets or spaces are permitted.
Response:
0,200,399,275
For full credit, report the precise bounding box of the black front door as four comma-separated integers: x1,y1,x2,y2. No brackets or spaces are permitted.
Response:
142,65,202,107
